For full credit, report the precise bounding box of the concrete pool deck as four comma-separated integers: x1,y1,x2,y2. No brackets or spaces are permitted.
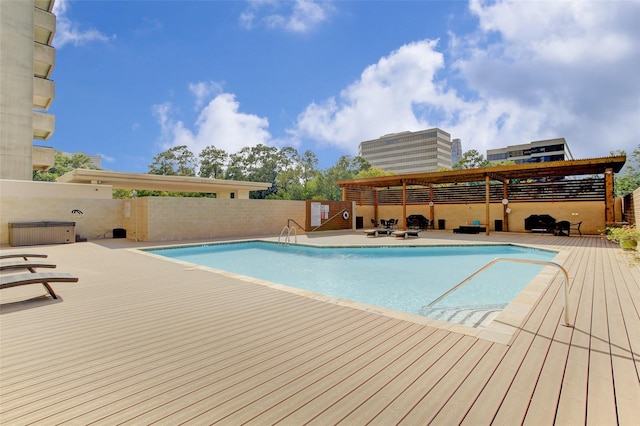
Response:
1,230,639,424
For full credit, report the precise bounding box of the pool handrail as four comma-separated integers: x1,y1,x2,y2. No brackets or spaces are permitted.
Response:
278,225,297,245
311,208,349,232
426,257,572,327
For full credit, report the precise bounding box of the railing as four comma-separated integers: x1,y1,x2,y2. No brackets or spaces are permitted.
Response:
426,258,572,327
278,219,305,245
311,208,349,232
278,226,297,245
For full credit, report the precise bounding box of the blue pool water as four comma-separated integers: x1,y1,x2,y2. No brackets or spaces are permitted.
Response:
147,242,557,326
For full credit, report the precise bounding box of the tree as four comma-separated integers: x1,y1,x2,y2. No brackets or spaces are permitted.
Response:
612,146,640,197
453,149,491,170
33,152,97,181
198,145,228,178
148,145,196,176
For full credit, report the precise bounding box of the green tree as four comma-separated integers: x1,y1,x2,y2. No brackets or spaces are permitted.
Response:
33,152,97,181
148,145,196,176
612,146,640,197
453,149,491,170
198,145,228,178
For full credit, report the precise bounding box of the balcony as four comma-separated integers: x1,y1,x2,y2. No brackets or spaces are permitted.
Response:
32,146,55,171
34,0,54,12
33,76,55,110
33,111,55,140
34,7,55,45
34,42,55,79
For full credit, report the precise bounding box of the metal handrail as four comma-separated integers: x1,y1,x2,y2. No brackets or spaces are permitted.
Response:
288,218,305,230
426,257,572,327
278,225,297,245
311,208,348,232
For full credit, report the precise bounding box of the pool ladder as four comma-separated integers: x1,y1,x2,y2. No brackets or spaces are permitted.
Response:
278,219,304,245
426,258,572,327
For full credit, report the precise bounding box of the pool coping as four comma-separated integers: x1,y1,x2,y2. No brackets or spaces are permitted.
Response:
136,239,571,345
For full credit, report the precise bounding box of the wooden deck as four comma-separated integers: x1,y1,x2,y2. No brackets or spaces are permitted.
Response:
1,232,639,424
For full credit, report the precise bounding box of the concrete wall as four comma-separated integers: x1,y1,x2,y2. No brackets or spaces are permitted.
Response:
0,0,35,180
122,197,306,242
0,180,306,245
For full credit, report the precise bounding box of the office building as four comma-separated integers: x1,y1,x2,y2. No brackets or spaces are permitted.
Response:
451,138,462,165
0,0,56,180
487,138,571,164
358,128,452,174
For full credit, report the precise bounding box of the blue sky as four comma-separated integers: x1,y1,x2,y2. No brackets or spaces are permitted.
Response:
49,0,640,173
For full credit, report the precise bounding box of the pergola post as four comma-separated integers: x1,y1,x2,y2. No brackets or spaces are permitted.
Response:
402,181,407,229
485,175,491,236
503,182,509,232
605,168,615,224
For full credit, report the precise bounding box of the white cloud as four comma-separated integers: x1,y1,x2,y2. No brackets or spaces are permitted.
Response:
52,0,113,48
189,81,224,110
291,1,640,159
240,0,332,32
153,92,272,156
291,40,459,153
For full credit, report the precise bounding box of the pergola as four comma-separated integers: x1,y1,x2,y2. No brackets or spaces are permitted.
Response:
336,156,626,235
57,169,272,198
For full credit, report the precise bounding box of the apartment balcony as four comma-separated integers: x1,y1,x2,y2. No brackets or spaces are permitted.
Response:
32,145,55,171
34,0,55,13
34,42,55,79
33,111,55,140
34,6,55,45
33,76,54,110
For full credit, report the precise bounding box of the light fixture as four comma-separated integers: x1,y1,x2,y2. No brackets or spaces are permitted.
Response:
429,201,434,207
502,198,509,205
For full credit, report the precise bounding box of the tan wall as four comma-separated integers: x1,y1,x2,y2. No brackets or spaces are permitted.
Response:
355,201,604,234
138,197,306,242
634,188,640,225
0,180,306,245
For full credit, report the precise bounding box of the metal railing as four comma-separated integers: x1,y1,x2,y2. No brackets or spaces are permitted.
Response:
278,219,305,245
426,257,572,327
311,208,348,232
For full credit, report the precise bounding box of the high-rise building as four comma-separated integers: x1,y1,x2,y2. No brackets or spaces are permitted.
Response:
0,0,56,180
451,138,462,165
486,138,571,164
358,128,452,174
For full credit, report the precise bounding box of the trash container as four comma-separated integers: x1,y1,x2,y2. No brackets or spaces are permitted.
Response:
495,219,503,231
438,219,446,230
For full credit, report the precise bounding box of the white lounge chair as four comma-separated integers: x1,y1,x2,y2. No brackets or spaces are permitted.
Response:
0,272,78,299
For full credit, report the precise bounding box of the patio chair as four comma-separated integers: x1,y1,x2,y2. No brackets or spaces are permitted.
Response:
1,260,56,273
570,221,583,236
0,272,78,299
371,219,379,228
0,253,48,260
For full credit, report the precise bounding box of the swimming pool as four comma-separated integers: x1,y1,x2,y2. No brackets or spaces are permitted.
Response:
147,242,557,328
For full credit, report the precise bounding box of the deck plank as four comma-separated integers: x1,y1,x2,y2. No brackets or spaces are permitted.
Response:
2,232,640,424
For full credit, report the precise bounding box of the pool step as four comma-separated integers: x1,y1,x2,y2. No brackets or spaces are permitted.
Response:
419,304,505,328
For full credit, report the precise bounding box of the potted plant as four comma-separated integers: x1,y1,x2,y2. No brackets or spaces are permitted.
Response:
605,225,640,250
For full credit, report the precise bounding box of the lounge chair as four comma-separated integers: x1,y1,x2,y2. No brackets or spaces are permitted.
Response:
363,229,379,237
0,272,78,299
0,260,56,273
392,229,421,239
0,253,48,260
